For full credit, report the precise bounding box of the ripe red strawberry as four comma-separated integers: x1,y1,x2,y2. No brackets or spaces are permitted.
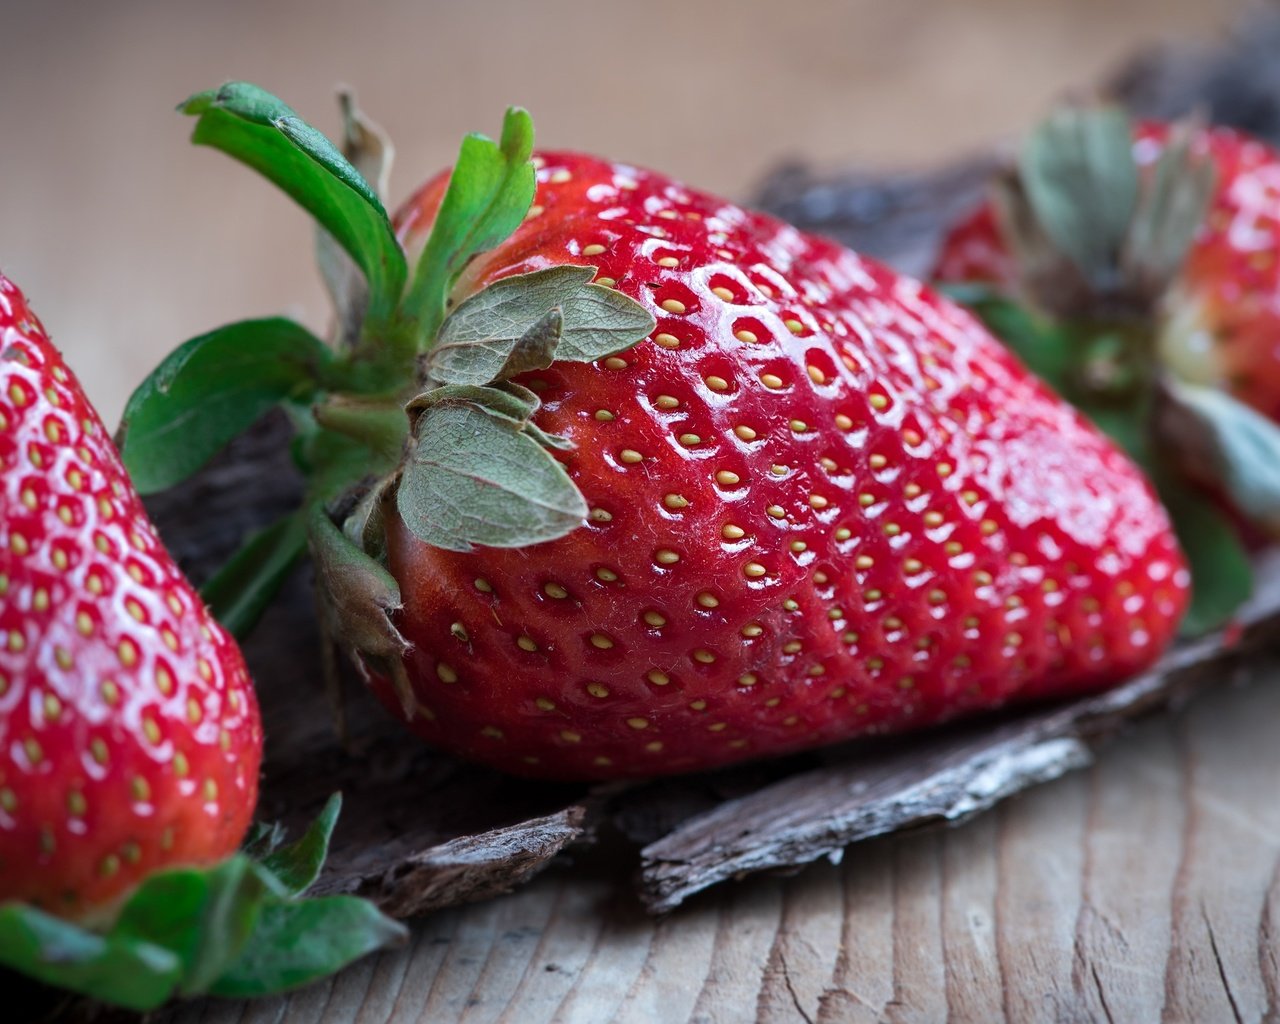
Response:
0,273,262,919
371,154,1189,779
127,85,1188,787
935,119,1280,423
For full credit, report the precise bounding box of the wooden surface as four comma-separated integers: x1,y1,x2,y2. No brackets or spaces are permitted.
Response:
158,667,1280,1023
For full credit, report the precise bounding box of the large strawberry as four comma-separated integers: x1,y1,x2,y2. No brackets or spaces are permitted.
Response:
120,84,1188,784
933,107,1280,633
0,273,402,1009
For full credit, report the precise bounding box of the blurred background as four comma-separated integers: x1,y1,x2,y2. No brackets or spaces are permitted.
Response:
0,0,1250,426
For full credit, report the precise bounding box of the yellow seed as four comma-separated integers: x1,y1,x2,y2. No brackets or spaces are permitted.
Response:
561,730,582,743
742,623,764,637
203,779,218,802
587,682,610,698
67,790,86,816
716,470,740,486
7,630,24,653
590,633,615,649
643,611,667,627
535,697,556,712
654,332,681,349
809,495,829,510
835,527,852,541
596,567,619,582
761,373,784,389
928,589,947,605
808,664,826,677
664,493,689,510
173,752,189,776
517,636,538,652
705,375,729,391
52,548,69,571
974,570,993,586
697,592,720,608
647,670,670,686
963,490,980,505
789,419,809,433
131,776,150,802
904,483,922,499
744,562,767,579
945,541,963,556
544,582,569,599
790,540,807,553
869,454,887,469
865,589,883,601
693,649,716,664
655,394,680,410
187,697,202,723
620,449,643,464
198,658,213,682
980,519,998,535
474,578,493,593
708,722,727,733
549,169,572,184
654,549,680,565
709,286,734,302
9,533,28,556
627,717,650,730
783,598,800,611
835,414,854,430
144,717,161,744
657,256,680,268
91,738,109,765
689,700,708,711
582,243,607,256
734,425,758,441
923,511,944,528
118,639,138,668
660,298,687,314
855,555,874,569
937,463,953,477
645,741,665,753
767,505,786,519
734,328,758,344
678,433,701,446
870,393,889,410
785,319,804,334
721,524,745,540
738,673,759,686
604,357,628,370
100,853,120,878
883,523,901,537
52,644,72,669
771,464,789,476
595,409,615,422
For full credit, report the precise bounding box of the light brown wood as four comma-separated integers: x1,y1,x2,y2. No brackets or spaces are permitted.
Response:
158,670,1280,1023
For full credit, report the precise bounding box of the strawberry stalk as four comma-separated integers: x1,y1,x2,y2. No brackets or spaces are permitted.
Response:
117,83,654,656
0,795,406,1011
940,105,1280,634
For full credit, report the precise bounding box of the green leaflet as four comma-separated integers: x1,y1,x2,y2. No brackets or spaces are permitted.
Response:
397,391,586,551
119,318,333,494
403,107,537,347
0,796,405,1011
201,511,309,640
429,265,656,385
1019,106,1139,287
182,82,407,326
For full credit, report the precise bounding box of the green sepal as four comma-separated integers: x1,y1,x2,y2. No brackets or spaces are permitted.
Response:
200,511,309,640
403,107,536,347
0,797,406,1011
428,264,656,385
119,318,334,494
181,82,407,326
1018,105,1139,290
397,389,586,552
1158,473,1254,636
259,793,342,897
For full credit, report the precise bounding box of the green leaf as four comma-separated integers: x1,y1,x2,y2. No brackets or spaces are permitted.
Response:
113,857,275,996
397,395,587,551
1019,106,1139,286
200,510,309,639
1158,473,1254,636
0,904,181,1011
0,796,404,1011
1157,379,1280,535
209,896,407,999
182,82,407,325
429,265,655,385
260,794,342,896
119,318,333,494
403,107,537,346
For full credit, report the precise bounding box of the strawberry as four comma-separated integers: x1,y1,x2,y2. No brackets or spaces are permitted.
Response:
935,118,1280,422
931,107,1280,633
120,84,1188,785
0,273,405,1011
0,272,262,918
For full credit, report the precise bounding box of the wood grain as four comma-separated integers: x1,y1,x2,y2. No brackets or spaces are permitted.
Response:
156,668,1280,1023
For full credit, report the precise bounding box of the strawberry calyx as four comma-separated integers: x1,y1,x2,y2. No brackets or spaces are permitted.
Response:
117,83,655,649
0,795,406,1012
940,105,1280,634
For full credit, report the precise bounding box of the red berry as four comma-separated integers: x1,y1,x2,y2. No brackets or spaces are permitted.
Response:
935,120,1280,423
0,274,262,920
370,153,1190,780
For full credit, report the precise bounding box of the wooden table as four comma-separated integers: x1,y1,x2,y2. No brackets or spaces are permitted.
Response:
161,668,1279,1023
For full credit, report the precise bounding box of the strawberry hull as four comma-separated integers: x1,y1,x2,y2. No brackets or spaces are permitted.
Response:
375,154,1190,780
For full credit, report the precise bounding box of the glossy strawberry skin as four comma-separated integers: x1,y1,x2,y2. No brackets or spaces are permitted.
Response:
378,154,1189,781
0,275,262,920
935,122,1280,422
